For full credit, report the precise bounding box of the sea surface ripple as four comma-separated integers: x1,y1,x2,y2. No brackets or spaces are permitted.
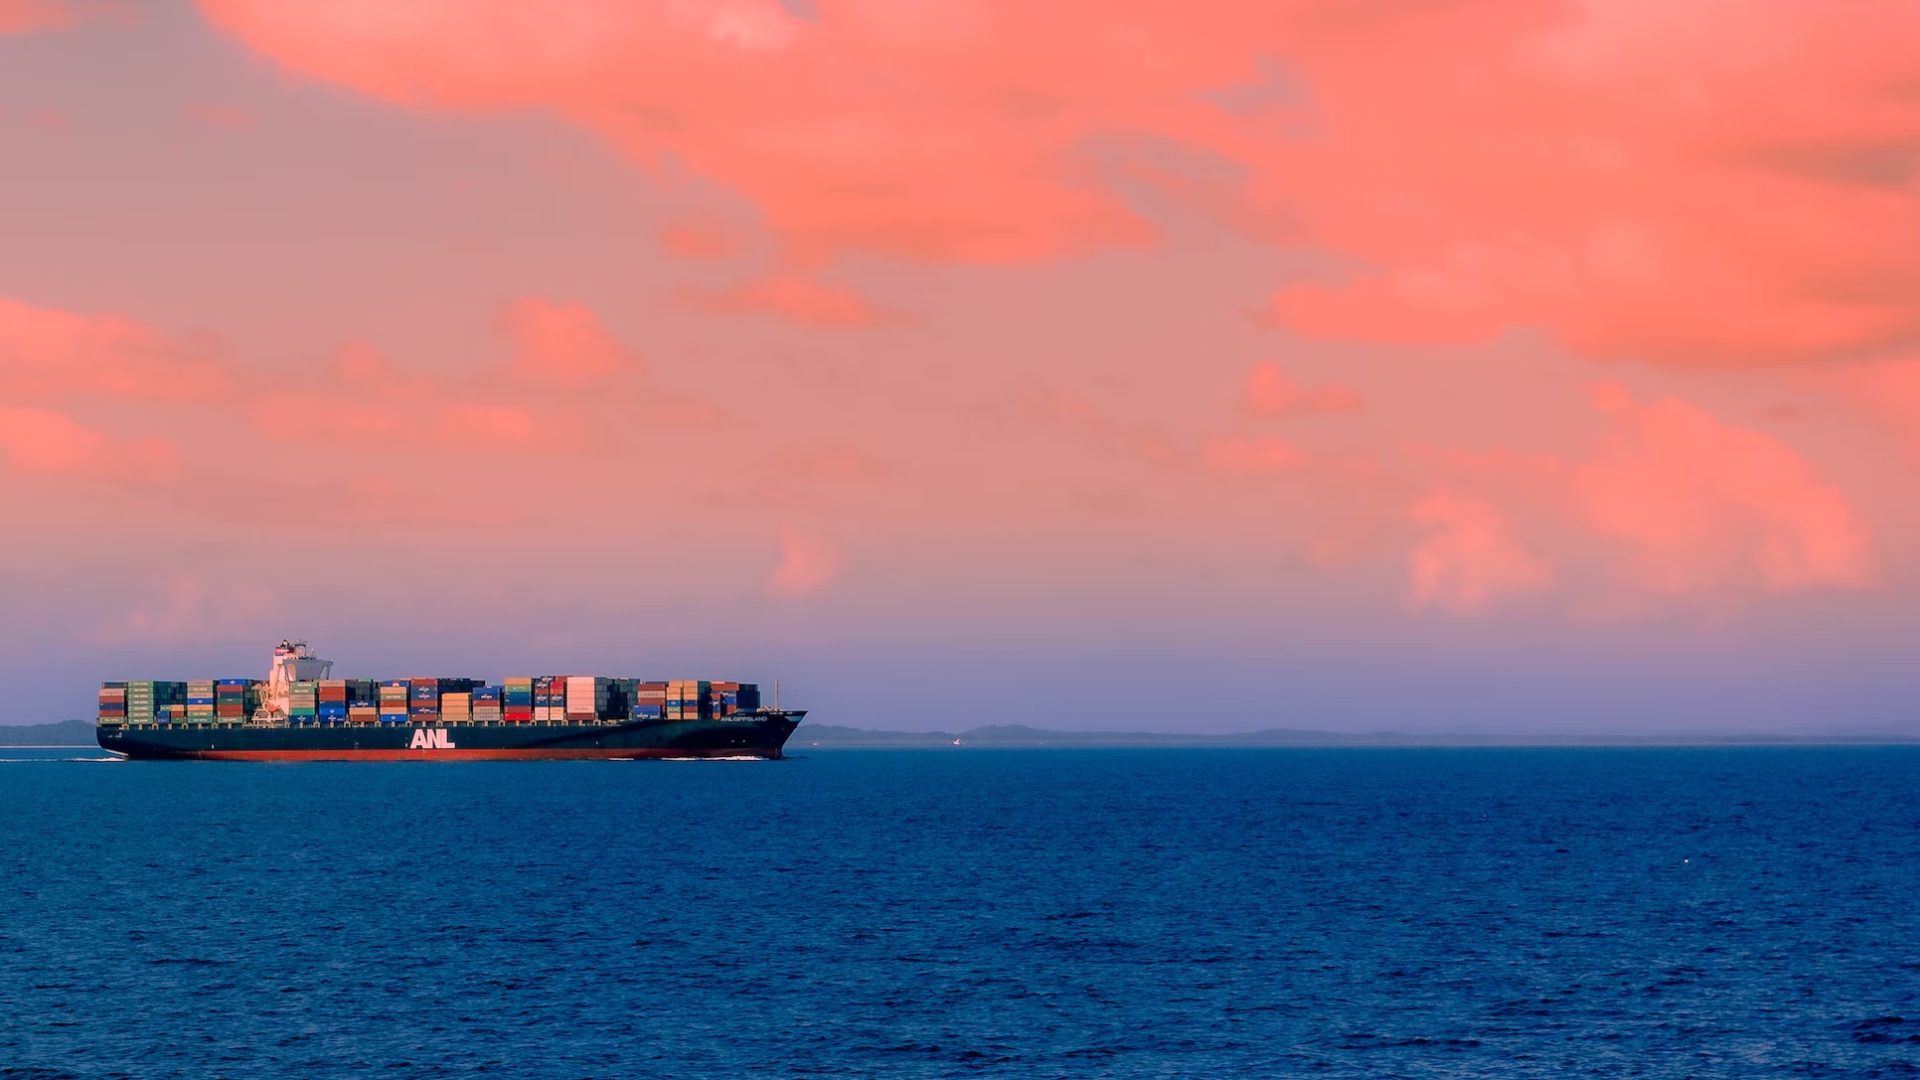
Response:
2,746,1916,1078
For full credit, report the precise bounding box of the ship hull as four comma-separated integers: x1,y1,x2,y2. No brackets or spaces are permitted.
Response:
96,713,802,762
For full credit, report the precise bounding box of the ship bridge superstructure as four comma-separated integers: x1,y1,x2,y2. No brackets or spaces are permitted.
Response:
257,639,332,722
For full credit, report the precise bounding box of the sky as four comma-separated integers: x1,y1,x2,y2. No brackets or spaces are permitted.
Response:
2,0,1917,734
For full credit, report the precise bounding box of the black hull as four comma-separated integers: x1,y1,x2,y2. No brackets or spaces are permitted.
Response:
96,713,803,761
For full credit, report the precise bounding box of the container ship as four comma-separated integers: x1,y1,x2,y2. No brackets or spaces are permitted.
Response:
95,640,802,761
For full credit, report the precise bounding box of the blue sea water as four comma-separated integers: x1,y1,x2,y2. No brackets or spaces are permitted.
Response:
1,746,1916,1078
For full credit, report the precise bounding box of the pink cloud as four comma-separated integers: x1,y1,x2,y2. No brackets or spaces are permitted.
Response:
658,220,743,260
192,0,1254,262
1407,382,1884,614
501,297,640,384
0,405,177,482
195,1,1920,364
0,0,71,33
1254,1,1920,364
789,446,884,484
434,403,542,448
1576,384,1879,593
253,396,402,443
90,572,279,645
692,275,894,327
1201,435,1304,473
1243,361,1361,416
767,525,842,597
1269,271,1515,348
6,2,1915,669
252,342,569,453
1408,488,1554,613
669,0,799,52
0,296,227,402
334,339,396,384
1829,357,1920,457
252,396,551,453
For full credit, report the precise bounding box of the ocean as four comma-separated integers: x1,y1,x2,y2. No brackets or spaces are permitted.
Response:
2,746,1915,1077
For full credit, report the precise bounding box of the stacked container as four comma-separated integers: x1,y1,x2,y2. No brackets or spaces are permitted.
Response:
184,679,215,724
709,681,752,717
665,680,711,722
565,676,611,723
472,686,503,724
126,681,154,724
630,681,667,721
96,668,768,729
158,683,188,723
215,678,252,723
318,679,350,725
379,680,410,724
289,680,319,724
408,677,439,723
126,681,186,725
717,682,761,715
97,682,127,725
503,677,533,723
350,679,376,723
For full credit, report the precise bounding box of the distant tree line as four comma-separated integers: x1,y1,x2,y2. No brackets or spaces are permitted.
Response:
0,719,95,746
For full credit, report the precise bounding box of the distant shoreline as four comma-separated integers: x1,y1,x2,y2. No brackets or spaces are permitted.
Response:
3,717,1914,751
784,722,1920,749
791,737,1920,749
788,739,1920,749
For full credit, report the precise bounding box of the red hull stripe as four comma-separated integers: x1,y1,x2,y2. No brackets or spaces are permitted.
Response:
167,747,784,762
